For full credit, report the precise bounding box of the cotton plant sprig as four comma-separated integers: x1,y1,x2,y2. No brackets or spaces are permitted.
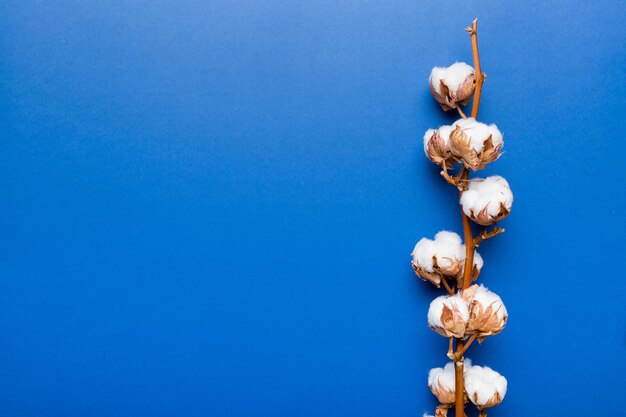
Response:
415,20,512,417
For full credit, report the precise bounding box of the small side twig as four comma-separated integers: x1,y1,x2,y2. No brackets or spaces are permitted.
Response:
455,167,468,190
453,333,477,360
440,163,467,190
440,168,459,187
440,277,454,296
473,224,505,246
456,106,467,119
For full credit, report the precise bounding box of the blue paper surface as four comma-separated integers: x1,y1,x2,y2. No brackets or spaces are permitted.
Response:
1,1,624,415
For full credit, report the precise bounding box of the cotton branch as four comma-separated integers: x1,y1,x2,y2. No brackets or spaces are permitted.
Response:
418,18,511,417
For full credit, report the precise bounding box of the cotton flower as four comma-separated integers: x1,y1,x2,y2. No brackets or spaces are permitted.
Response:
428,293,469,338
423,125,456,167
448,118,503,170
428,359,472,406
411,231,483,288
462,284,508,341
460,176,513,226
429,62,476,111
464,364,507,409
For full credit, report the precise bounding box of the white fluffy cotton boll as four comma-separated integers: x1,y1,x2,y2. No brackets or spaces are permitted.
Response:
411,231,483,287
453,118,503,152
428,362,455,404
448,118,503,170
411,231,463,287
429,62,476,111
460,176,513,226
428,293,469,338
464,365,508,409
423,129,436,154
423,125,456,167
462,284,508,340
428,359,472,406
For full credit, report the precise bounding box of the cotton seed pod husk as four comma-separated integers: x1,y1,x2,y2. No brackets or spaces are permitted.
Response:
428,367,455,405
424,128,456,167
478,390,504,409
477,135,503,169
469,202,510,226
435,405,449,417
462,284,508,341
464,365,507,409
461,176,513,226
428,361,471,406
411,258,443,287
433,255,463,278
429,63,476,111
434,303,467,338
448,125,503,171
428,294,469,338
411,232,466,288
411,258,462,288
430,381,455,405
422,407,449,417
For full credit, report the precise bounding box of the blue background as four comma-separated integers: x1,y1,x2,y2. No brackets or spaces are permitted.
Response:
1,1,624,416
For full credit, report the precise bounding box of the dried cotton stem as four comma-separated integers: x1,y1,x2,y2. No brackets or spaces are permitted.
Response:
454,18,485,417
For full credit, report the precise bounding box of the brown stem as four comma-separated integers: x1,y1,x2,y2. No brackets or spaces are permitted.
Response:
455,167,468,190
474,224,505,247
460,203,475,291
441,163,468,191
455,19,485,417
440,276,454,296
454,333,477,359
454,188,473,417
440,161,462,188
466,19,486,119
440,169,459,187
454,348,465,417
